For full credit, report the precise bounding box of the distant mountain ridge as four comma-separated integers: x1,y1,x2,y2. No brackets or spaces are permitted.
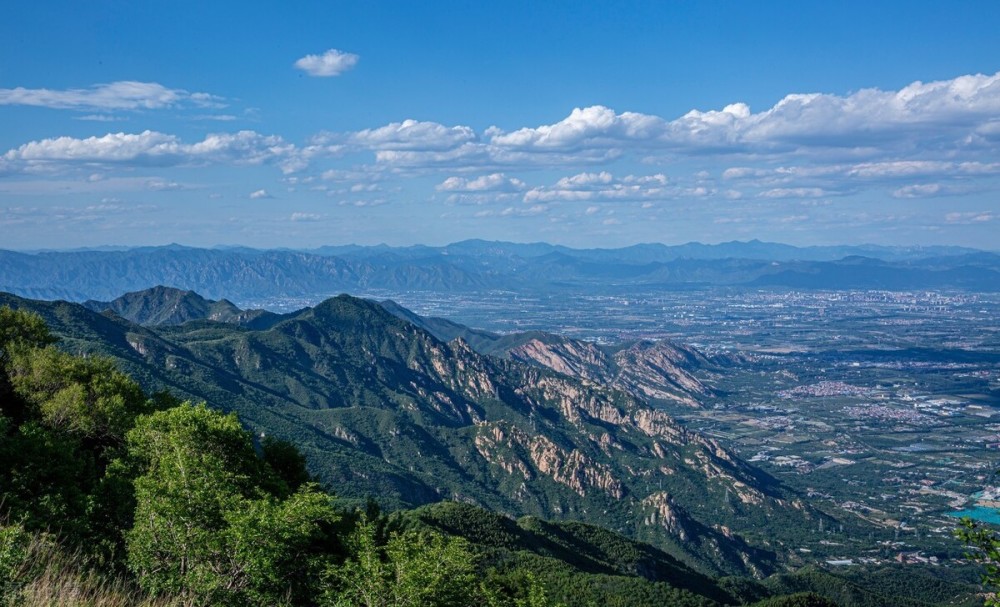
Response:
83,285,281,328
311,239,986,263
83,287,716,407
2,240,998,305
0,287,845,577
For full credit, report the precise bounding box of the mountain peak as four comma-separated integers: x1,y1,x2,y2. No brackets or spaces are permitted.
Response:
83,286,275,328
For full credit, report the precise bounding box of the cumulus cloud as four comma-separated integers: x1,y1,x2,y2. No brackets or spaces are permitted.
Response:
491,105,666,150
0,81,225,111
249,189,273,199
329,71,1000,179
524,171,669,203
10,70,1000,212
294,49,359,77
2,130,295,174
482,71,1000,158
437,173,526,192
347,120,477,151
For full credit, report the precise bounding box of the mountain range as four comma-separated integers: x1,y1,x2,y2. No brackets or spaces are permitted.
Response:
2,240,998,304
0,286,847,578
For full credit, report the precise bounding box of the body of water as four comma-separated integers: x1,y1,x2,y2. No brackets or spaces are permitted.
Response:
949,506,1000,525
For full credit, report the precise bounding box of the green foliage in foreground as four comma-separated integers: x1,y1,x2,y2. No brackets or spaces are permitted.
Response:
125,403,341,604
0,307,570,606
958,517,1000,607
322,516,481,607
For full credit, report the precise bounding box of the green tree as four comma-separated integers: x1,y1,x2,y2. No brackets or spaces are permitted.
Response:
9,346,152,444
126,402,339,605
479,570,566,607
0,312,154,554
0,522,36,602
0,307,55,362
957,517,1000,607
261,435,313,495
0,307,56,424
323,515,479,607
750,592,839,607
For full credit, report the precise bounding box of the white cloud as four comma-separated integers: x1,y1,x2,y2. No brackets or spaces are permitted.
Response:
892,184,943,198
0,81,224,111
192,114,239,122
2,130,295,173
337,198,386,207
348,119,477,151
945,211,995,223
372,144,619,170
437,172,526,192
294,49,359,77
722,160,1000,198
758,187,828,199
723,167,767,180
481,71,1000,158
891,182,981,198
249,189,273,199
331,71,1000,178
76,114,120,122
290,212,322,222
500,205,547,217
491,105,666,150
146,179,184,191
554,171,615,188
10,70,1000,214
0,202,157,227
524,171,669,203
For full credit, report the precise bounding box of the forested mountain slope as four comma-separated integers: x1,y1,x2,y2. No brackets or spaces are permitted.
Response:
0,289,841,576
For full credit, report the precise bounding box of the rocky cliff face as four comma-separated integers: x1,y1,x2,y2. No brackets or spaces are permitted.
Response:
505,336,710,407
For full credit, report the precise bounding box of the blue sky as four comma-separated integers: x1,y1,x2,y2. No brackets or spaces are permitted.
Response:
2,1,999,250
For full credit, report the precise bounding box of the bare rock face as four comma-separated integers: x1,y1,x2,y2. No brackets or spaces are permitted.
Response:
505,336,710,407
642,491,690,540
474,421,624,499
